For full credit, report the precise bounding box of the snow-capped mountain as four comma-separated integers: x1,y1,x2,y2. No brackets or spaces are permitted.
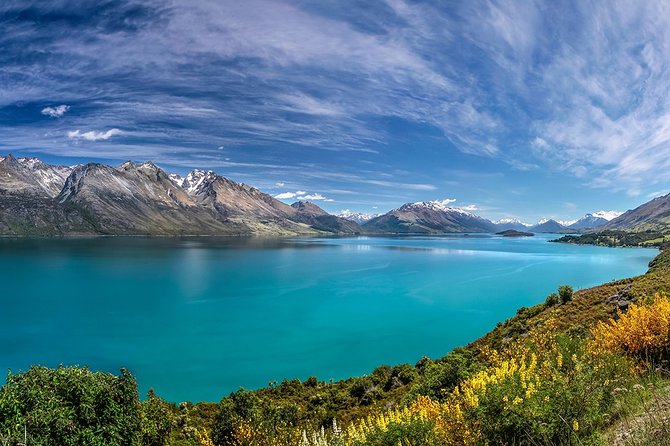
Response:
568,214,608,230
364,200,496,233
338,209,381,224
168,170,220,195
493,218,531,231
16,157,73,197
0,155,73,198
0,154,362,236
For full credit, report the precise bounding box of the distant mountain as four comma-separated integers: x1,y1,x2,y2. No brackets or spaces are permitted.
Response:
337,209,380,224
529,219,568,233
568,214,609,230
291,201,361,233
493,218,531,231
364,200,497,233
0,155,356,236
603,193,670,231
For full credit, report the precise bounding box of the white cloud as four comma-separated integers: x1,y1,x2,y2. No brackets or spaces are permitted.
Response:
41,105,70,118
68,128,122,141
647,190,670,198
591,210,623,221
275,182,285,187
458,204,478,211
437,198,457,205
274,190,331,201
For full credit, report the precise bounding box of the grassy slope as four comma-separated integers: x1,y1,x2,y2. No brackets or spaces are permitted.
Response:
472,248,670,353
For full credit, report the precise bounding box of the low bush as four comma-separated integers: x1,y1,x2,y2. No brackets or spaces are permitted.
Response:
0,366,140,446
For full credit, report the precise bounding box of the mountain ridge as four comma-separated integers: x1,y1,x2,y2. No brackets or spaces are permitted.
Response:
1,154,668,236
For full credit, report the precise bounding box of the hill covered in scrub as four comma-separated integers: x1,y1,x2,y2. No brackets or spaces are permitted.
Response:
2,249,670,446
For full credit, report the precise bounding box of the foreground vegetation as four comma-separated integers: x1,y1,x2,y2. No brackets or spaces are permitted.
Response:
2,249,670,445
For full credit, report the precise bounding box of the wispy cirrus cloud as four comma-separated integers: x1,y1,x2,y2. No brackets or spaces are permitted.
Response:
68,129,122,141
1,0,670,216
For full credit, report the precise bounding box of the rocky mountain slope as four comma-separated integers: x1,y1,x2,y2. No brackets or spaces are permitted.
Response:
603,193,670,231
0,155,356,236
568,213,609,230
291,201,361,234
364,200,497,233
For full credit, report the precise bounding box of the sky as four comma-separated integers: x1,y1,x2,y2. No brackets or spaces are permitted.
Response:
1,0,670,223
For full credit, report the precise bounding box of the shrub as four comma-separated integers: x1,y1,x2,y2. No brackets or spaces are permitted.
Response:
591,293,670,362
545,292,559,307
0,366,140,446
406,349,479,401
558,285,574,304
140,389,175,446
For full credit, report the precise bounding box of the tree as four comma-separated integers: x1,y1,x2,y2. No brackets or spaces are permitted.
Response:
558,285,574,304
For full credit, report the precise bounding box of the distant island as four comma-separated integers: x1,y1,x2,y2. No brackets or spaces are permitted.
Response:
496,229,534,237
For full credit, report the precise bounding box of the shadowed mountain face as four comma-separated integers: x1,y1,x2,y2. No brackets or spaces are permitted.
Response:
291,201,362,234
604,193,670,231
0,155,357,236
528,219,568,233
364,201,497,233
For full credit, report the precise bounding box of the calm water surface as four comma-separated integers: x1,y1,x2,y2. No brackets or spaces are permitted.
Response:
0,235,657,401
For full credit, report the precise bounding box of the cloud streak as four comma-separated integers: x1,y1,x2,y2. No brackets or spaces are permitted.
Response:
1,0,670,215
68,129,122,141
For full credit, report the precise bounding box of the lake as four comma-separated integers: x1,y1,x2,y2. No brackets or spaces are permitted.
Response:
0,234,657,402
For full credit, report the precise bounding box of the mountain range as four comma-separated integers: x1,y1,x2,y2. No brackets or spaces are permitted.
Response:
0,154,667,236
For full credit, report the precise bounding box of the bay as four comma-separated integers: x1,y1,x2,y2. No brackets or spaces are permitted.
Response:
0,234,657,402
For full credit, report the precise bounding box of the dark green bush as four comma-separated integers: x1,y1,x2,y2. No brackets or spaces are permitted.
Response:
406,349,479,401
559,285,574,303
0,366,140,446
545,292,559,307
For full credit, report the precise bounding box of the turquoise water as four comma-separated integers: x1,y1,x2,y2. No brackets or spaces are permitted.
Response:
0,235,657,402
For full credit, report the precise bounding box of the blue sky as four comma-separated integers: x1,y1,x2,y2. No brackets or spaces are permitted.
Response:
1,0,670,223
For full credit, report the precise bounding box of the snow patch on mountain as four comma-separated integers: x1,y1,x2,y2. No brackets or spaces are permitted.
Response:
338,209,380,224
404,199,476,216
494,218,531,227
16,157,73,197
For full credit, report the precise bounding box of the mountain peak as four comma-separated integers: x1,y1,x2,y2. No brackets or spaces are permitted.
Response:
399,200,475,217
338,209,380,224
291,201,328,216
182,169,218,195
